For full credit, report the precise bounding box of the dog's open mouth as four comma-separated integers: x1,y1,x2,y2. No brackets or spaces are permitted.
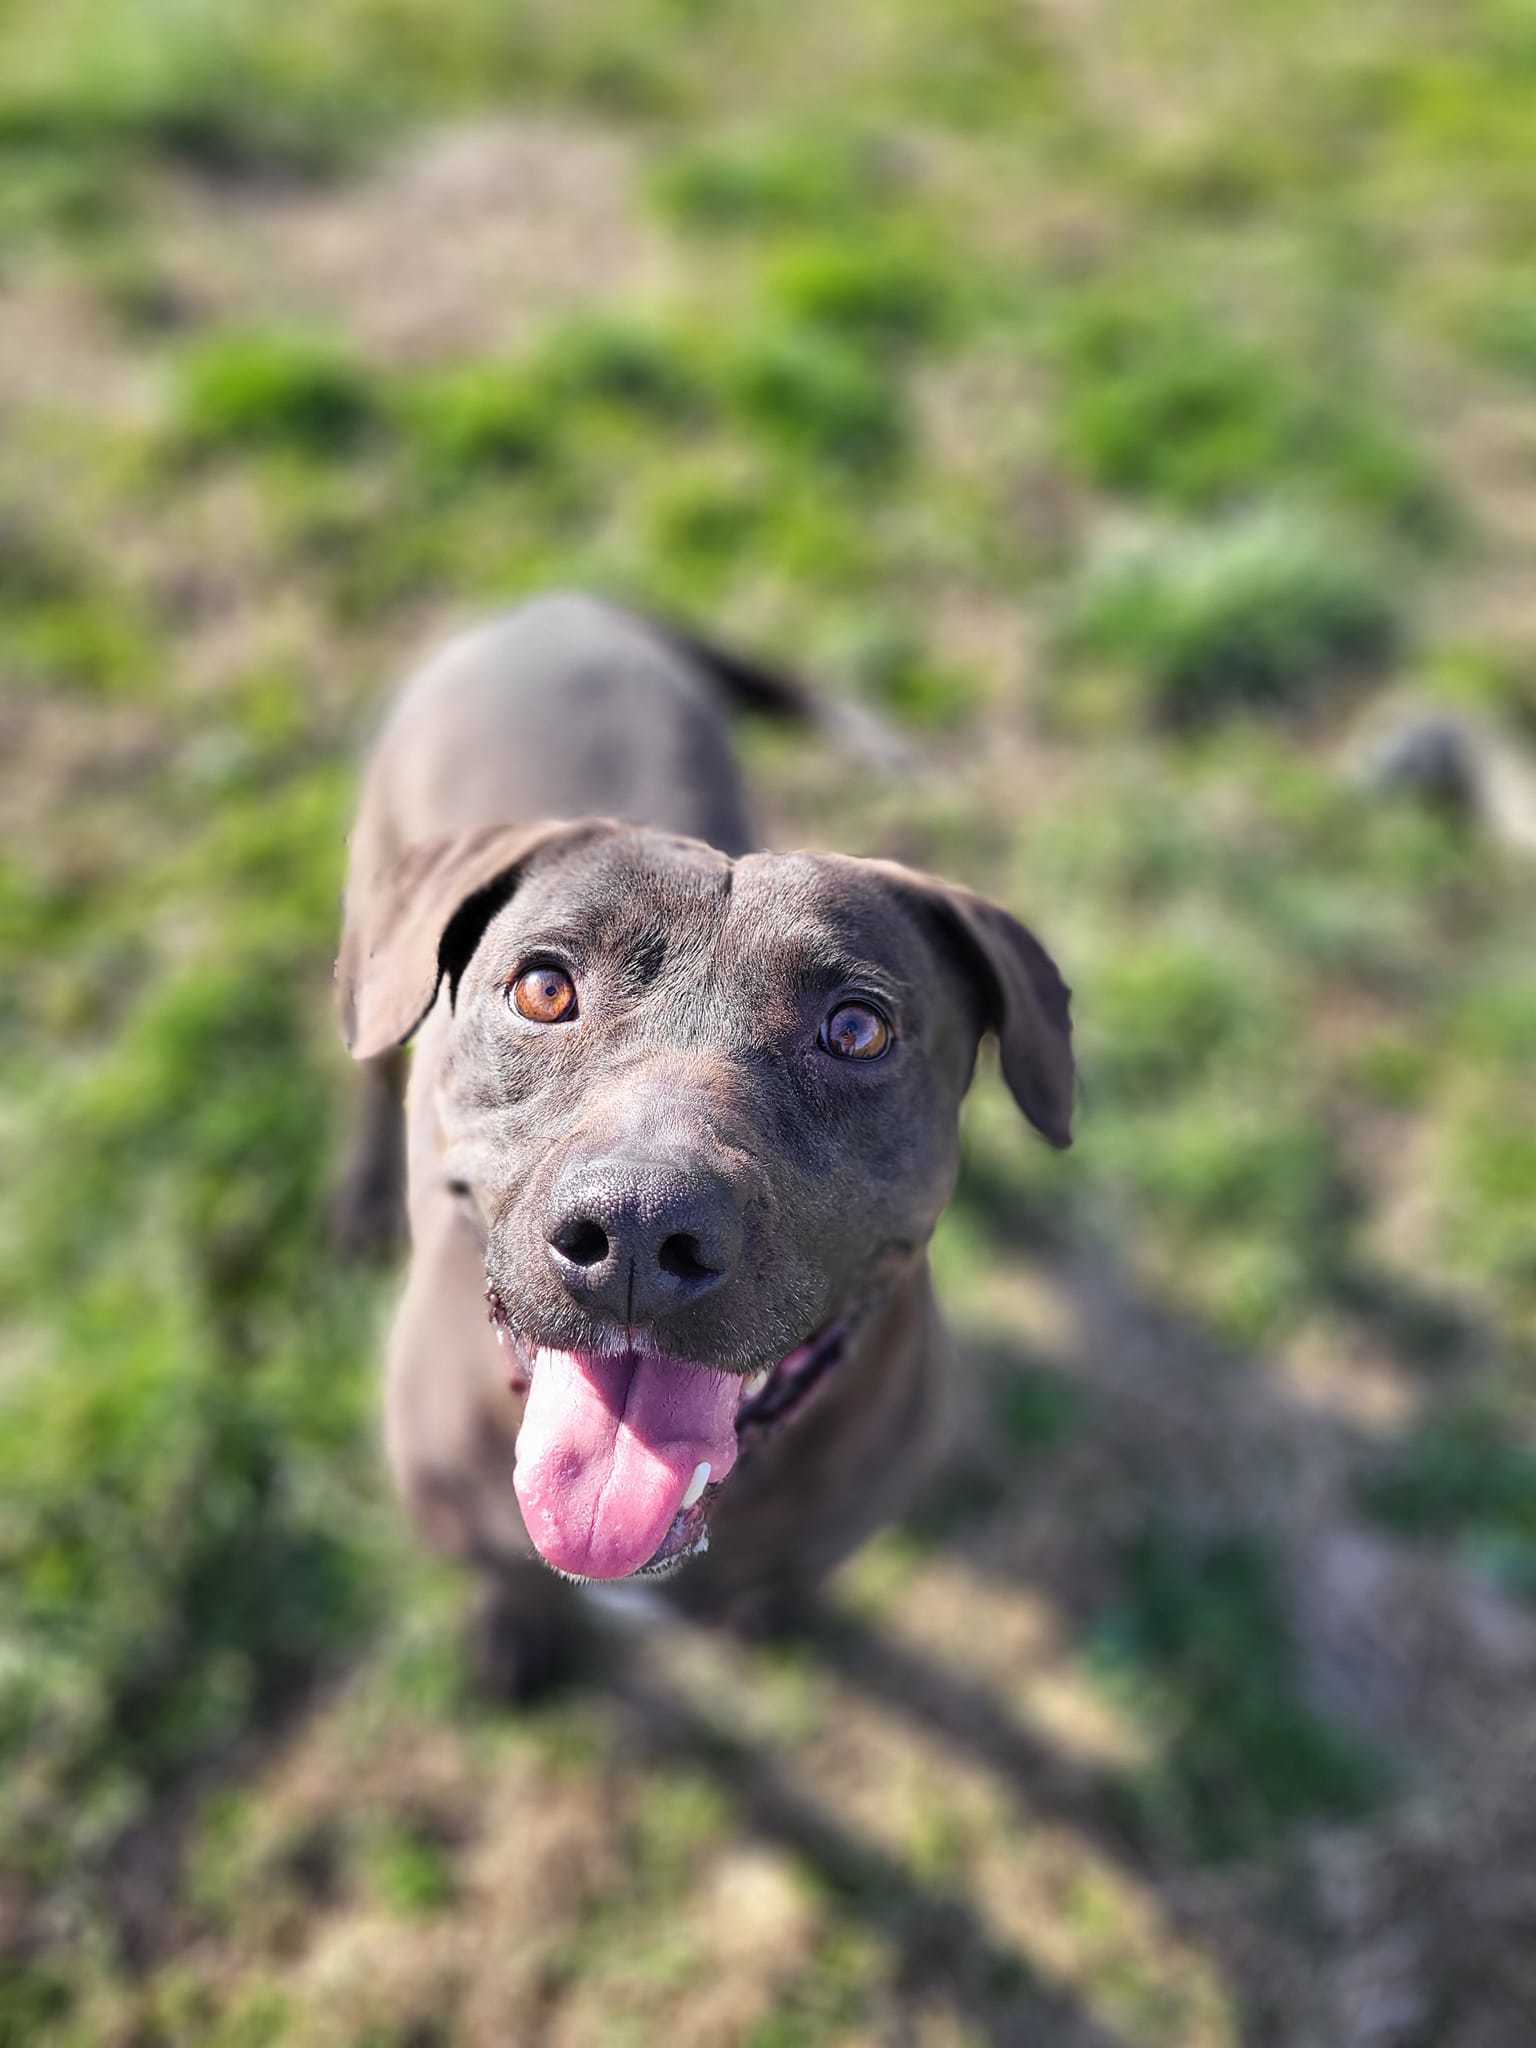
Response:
487,1292,842,1582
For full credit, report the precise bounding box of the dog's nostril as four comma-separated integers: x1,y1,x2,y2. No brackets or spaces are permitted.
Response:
657,1232,718,1284
552,1216,610,1268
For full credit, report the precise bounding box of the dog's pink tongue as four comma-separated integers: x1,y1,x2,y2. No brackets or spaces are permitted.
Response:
513,1348,740,1580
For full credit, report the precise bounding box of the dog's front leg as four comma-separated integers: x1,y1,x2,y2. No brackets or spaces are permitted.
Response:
331,1046,408,1261
468,1557,589,1702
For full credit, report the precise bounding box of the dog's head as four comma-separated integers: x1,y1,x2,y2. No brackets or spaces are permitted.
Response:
340,821,1072,1583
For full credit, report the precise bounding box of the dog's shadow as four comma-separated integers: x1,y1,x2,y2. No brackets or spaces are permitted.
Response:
610,1655,1136,2048
591,1218,1524,2047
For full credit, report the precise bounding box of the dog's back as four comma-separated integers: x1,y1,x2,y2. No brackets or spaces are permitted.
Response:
355,594,761,875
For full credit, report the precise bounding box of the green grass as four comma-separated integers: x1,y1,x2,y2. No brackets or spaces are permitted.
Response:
1449,1108,1536,1301
1083,943,1268,1106
535,315,712,421
653,130,899,235
724,326,906,472
0,953,383,1891
0,510,161,696
1470,284,1536,383
1051,290,1448,540
1095,1531,1386,1861
1054,298,1296,513
840,622,982,728
1061,510,1405,725
363,1817,458,1914
766,238,955,353
1361,1407,1536,1600
401,363,556,481
0,140,124,262
173,333,382,458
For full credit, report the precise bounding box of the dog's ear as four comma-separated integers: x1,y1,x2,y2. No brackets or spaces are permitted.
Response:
337,819,613,1060
871,861,1075,1148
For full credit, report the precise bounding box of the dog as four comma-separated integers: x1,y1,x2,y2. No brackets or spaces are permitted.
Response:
334,593,1074,1694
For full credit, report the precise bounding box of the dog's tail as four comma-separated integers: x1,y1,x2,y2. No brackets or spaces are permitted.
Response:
653,615,814,723
654,614,912,771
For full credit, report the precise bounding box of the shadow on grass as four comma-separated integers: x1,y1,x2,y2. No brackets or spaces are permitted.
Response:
1316,1255,1499,1376
576,1218,1434,2042
954,1144,1505,1383
717,1219,1490,2034
793,1600,1149,1863
610,1663,1138,2048
101,1658,353,1974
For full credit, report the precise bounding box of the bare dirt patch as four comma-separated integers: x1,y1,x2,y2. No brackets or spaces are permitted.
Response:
154,117,674,365
0,268,159,420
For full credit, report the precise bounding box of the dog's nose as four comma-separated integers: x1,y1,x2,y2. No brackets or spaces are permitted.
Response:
544,1157,741,1323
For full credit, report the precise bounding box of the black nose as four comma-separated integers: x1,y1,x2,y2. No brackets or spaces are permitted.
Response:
544,1157,741,1324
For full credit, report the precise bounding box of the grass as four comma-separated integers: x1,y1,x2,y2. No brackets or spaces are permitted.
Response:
173,334,383,458
401,363,556,480
1083,942,1269,1106
724,325,906,472
1450,1109,1536,1304
363,1816,459,1914
1051,290,1449,540
1094,1531,1385,1862
1362,1407,1536,1605
653,130,900,235
0,510,160,696
0,949,384,1897
1060,510,1405,726
535,315,711,421
840,622,982,727
766,237,955,353
1053,297,1297,513
5,0,1536,2041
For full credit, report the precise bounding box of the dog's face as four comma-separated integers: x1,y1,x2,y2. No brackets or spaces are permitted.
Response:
340,821,1072,1585
446,832,983,1373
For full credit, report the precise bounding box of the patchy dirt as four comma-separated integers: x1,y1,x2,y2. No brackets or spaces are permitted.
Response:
153,118,675,365
0,268,161,419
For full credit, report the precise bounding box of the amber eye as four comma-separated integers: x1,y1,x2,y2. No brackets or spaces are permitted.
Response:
821,1001,892,1061
510,965,578,1024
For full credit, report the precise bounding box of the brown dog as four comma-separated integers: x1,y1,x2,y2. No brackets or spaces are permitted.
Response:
336,594,1073,1692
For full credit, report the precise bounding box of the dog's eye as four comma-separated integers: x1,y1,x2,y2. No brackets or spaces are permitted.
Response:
821,1001,892,1061
510,965,578,1025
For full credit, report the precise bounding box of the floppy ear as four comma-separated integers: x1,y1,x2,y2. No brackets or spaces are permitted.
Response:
337,819,613,1061
871,861,1075,1148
